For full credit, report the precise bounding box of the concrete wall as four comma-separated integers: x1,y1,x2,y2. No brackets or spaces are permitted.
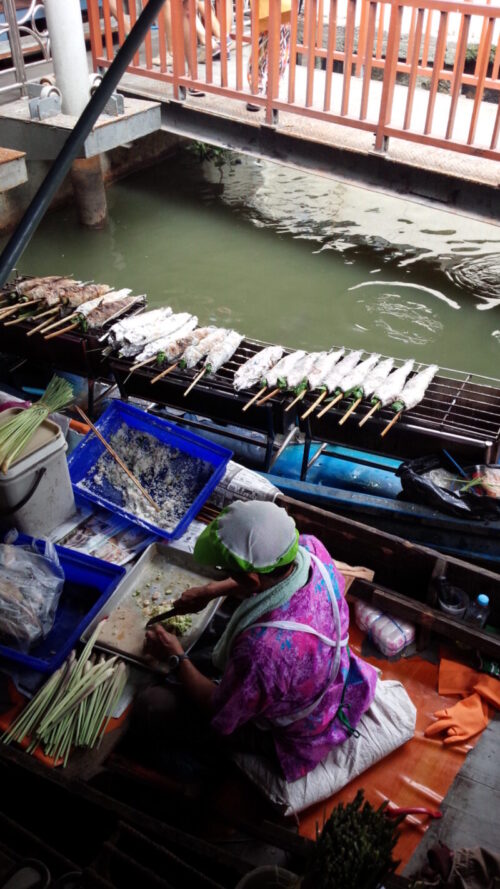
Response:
0,129,183,235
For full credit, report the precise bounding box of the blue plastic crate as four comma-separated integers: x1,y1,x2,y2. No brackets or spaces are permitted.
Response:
68,401,232,541
0,536,125,673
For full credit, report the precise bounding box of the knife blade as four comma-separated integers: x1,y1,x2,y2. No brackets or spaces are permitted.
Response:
145,606,180,629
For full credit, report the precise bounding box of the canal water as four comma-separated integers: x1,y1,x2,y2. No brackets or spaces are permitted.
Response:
13,149,500,379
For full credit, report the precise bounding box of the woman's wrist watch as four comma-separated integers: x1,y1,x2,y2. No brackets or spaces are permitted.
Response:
167,653,190,672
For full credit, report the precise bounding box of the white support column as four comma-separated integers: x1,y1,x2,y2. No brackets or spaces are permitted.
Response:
43,0,90,116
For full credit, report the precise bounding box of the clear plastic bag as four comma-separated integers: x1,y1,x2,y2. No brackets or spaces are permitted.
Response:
355,600,415,657
0,534,65,651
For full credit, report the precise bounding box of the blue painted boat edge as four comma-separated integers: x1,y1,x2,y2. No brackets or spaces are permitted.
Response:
264,472,500,565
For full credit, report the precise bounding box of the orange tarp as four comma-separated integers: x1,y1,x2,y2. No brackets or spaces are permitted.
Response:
298,622,484,870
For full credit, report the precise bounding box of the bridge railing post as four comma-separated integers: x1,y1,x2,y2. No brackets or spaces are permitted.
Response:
374,0,402,151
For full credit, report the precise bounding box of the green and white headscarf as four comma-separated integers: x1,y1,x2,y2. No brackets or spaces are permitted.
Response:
194,500,299,574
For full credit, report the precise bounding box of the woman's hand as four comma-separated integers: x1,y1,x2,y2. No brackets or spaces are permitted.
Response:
173,584,217,614
144,624,183,661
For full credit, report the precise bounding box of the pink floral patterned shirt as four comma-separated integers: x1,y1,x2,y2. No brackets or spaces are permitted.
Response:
211,534,378,782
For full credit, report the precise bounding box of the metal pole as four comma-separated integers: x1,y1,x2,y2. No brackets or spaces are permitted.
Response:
43,0,90,116
4,0,27,96
0,0,167,288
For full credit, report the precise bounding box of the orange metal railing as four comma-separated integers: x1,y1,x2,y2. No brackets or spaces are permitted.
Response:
87,0,500,160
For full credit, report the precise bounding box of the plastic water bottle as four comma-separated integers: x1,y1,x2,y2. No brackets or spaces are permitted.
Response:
465,594,490,629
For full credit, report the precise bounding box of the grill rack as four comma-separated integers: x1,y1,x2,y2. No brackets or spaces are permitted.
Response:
112,339,500,469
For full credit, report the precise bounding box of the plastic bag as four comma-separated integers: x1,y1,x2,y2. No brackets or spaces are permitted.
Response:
0,534,65,651
355,600,415,657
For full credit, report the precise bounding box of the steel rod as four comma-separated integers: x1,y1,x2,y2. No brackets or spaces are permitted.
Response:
0,0,168,288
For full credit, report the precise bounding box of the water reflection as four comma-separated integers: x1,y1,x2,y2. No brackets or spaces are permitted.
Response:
355,294,444,347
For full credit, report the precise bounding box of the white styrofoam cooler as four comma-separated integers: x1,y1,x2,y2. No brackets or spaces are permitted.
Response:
0,408,75,537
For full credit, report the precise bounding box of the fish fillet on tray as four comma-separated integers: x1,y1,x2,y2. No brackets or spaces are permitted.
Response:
82,544,224,672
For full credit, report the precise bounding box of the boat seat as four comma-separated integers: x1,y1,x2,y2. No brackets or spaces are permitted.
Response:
233,678,416,816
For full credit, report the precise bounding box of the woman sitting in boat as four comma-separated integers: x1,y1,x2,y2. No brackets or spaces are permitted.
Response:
142,499,377,783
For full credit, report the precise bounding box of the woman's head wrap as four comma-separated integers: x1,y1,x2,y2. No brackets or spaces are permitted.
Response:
194,500,299,574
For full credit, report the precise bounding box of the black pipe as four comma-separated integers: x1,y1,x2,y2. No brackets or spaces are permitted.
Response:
0,0,167,288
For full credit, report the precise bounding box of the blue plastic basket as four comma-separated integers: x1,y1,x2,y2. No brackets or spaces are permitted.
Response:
0,536,125,673
68,401,232,541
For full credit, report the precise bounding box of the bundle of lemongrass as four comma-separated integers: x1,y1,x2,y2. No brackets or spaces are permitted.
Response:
0,375,74,474
2,623,128,767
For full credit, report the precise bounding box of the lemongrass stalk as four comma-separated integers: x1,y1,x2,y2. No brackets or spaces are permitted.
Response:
2,664,65,744
96,665,128,748
87,666,123,747
38,662,117,731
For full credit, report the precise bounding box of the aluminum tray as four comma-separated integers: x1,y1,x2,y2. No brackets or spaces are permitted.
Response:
81,543,224,672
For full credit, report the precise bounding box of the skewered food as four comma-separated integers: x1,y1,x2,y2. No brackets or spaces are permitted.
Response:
180,327,225,369
108,307,174,357
234,345,284,391
338,357,395,425
371,359,415,408
204,329,243,374
157,326,215,367
391,364,439,412
265,351,307,389
323,350,364,395
338,353,381,398
132,315,198,363
307,349,345,391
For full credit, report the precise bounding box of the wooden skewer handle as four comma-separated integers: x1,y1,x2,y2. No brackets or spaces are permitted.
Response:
301,389,327,421
150,361,179,385
242,386,266,412
256,386,281,406
285,389,307,412
338,396,363,426
75,405,160,512
317,391,344,419
44,322,79,340
184,367,206,397
358,401,380,427
380,409,403,438
40,312,78,334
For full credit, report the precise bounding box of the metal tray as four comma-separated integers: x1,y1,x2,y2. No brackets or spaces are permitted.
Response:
81,543,224,672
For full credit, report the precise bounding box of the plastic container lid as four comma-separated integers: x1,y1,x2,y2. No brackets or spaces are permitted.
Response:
477,594,489,606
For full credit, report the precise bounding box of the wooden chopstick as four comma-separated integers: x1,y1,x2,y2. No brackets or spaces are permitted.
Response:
75,405,161,512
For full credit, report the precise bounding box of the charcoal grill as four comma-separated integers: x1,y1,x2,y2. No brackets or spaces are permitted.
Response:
111,338,298,469
300,364,500,474
113,344,500,472
0,299,146,411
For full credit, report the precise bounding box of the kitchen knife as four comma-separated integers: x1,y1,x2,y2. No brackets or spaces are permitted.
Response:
145,606,180,629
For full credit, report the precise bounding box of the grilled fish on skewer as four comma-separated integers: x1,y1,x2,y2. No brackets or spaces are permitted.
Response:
359,359,415,427
315,350,364,418
132,315,198,363
180,327,226,370
300,349,346,419
338,357,394,424
234,345,284,391
184,329,243,397
380,363,439,437
255,350,307,406
108,307,174,357
151,327,217,384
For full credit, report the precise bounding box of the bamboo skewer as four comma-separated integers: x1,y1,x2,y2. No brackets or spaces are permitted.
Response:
4,312,38,327
316,391,344,419
380,409,403,437
41,312,78,334
0,298,40,320
338,396,363,426
150,361,180,385
242,386,266,412
256,386,281,406
27,309,60,336
75,406,160,512
301,390,327,420
285,389,307,413
45,322,79,340
130,355,158,372
184,367,207,397
8,305,58,329
359,401,380,427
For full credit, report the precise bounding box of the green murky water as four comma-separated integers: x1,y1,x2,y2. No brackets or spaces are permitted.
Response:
12,150,500,379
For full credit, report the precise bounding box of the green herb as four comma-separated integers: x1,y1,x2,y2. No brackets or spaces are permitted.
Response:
0,375,74,473
156,351,166,366
302,790,404,889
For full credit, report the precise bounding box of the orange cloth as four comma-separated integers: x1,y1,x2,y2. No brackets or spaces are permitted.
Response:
437,656,481,697
424,693,489,745
473,675,500,710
